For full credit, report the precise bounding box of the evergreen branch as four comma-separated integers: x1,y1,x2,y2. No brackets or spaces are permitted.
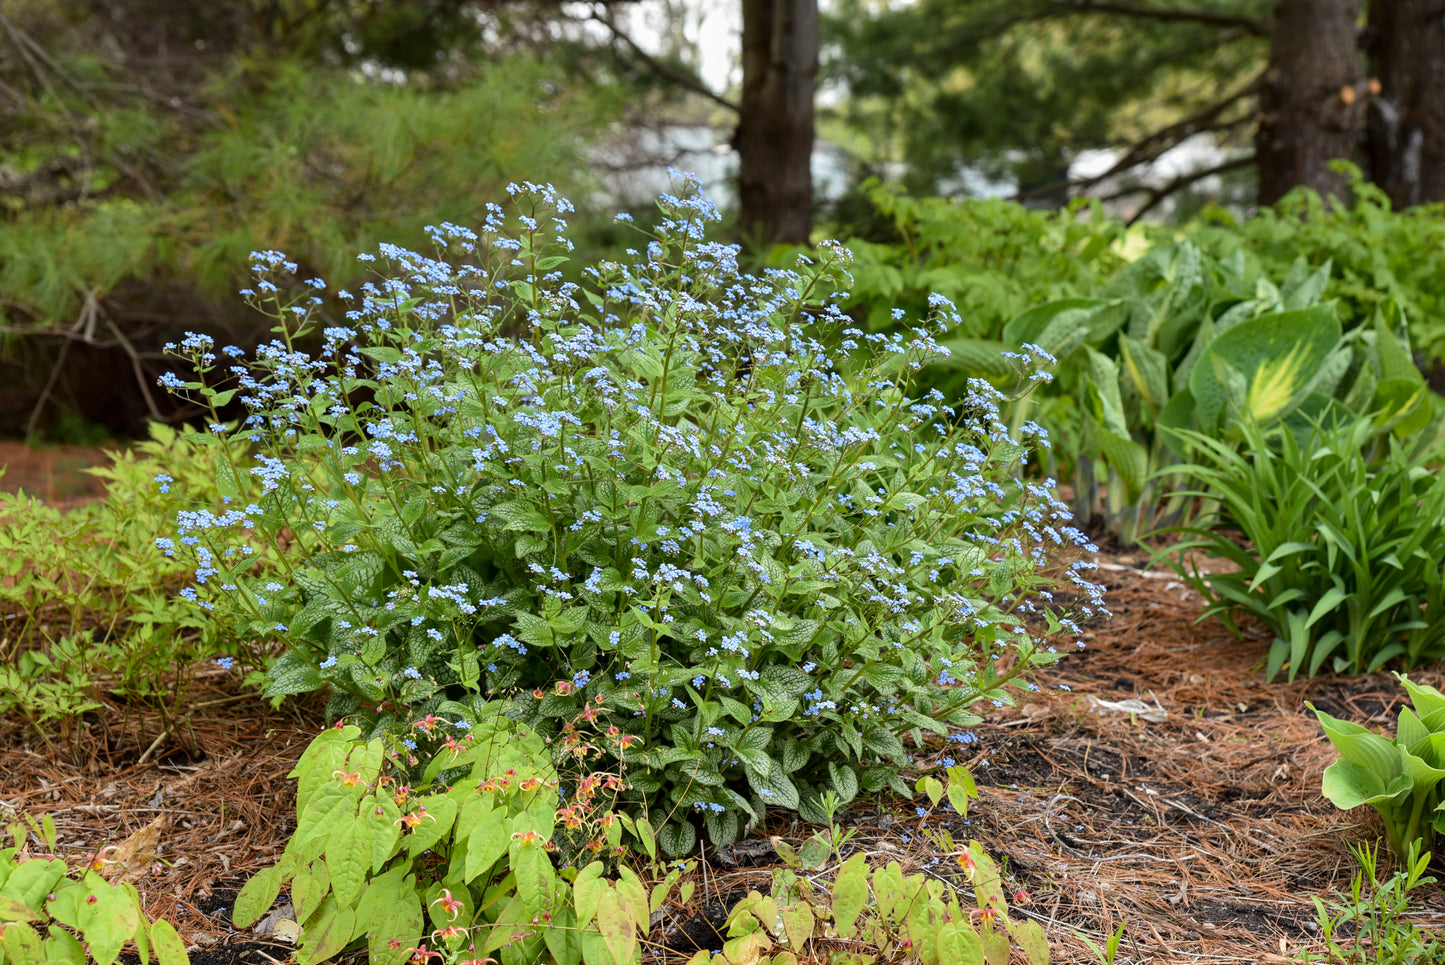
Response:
1046,0,1269,36
587,4,740,114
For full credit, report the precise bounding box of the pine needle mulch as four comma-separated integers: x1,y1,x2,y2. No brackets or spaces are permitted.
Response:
3,552,1444,965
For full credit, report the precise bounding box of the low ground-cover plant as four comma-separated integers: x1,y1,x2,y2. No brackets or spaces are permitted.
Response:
712,840,1047,965
1308,674,1445,864
1299,837,1443,965
158,177,1104,854
0,423,270,748
232,714,661,965
1164,416,1445,681
0,814,189,965
239,715,1048,965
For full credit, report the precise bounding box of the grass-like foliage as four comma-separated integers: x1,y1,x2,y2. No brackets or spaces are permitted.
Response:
1164,416,1445,681
158,177,1103,854
1299,837,1443,965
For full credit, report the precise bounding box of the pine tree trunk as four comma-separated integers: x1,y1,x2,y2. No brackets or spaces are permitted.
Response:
1255,0,1364,206
1365,0,1445,208
735,0,817,245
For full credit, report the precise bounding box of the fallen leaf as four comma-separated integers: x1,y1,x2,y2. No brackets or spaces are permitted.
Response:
106,814,166,880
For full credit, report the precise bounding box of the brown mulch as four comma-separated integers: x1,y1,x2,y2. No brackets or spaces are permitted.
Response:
3,507,1445,962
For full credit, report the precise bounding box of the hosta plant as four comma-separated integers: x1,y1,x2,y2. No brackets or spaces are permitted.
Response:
159,176,1103,853
993,245,1430,542
1164,414,1445,681
1308,674,1445,865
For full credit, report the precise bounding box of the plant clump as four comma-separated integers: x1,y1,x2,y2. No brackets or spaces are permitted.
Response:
158,175,1104,854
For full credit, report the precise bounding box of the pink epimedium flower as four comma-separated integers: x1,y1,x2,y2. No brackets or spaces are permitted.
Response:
431,889,465,921
395,806,436,830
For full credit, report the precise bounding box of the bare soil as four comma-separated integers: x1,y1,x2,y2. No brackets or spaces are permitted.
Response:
0,440,115,506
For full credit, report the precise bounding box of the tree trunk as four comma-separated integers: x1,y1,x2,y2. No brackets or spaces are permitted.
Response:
1255,0,1364,206
1364,0,1445,208
735,0,817,246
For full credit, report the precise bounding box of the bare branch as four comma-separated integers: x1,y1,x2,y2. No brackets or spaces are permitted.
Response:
1105,153,1256,224
587,4,740,114
1047,0,1269,36
1013,73,1262,202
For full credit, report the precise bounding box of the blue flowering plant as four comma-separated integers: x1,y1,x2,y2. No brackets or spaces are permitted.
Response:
158,176,1104,855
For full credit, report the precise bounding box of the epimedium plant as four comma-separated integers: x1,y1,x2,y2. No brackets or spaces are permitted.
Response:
0,814,190,965
231,712,666,965
686,768,1045,965
711,841,1047,965
158,175,1104,855
0,422,271,752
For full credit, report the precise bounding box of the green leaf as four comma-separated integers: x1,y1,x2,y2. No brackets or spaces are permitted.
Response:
827,762,860,803
360,869,423,965
656,821,696,858
1189,304,1341,431
263,650,324,700
595,888,636,965
1319,758,1407,811
574,862,606,927
1006,918,1049,965
935,923,985,965
298,903,356,965
1312,705,1404,781
465,810,510,884
1118,333,1171,415
232,865,282,929
151,919,190,965
1305,584,1348,629
404,794,457,857
1,921,44,965
831,854,870,938
325,814,373,909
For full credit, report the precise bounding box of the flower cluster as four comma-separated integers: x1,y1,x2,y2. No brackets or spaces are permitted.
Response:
159,174,1104,855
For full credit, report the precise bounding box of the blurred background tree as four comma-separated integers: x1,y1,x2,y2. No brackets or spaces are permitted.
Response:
0,0,629,438
821,0,1445,226
3,0,1443,439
